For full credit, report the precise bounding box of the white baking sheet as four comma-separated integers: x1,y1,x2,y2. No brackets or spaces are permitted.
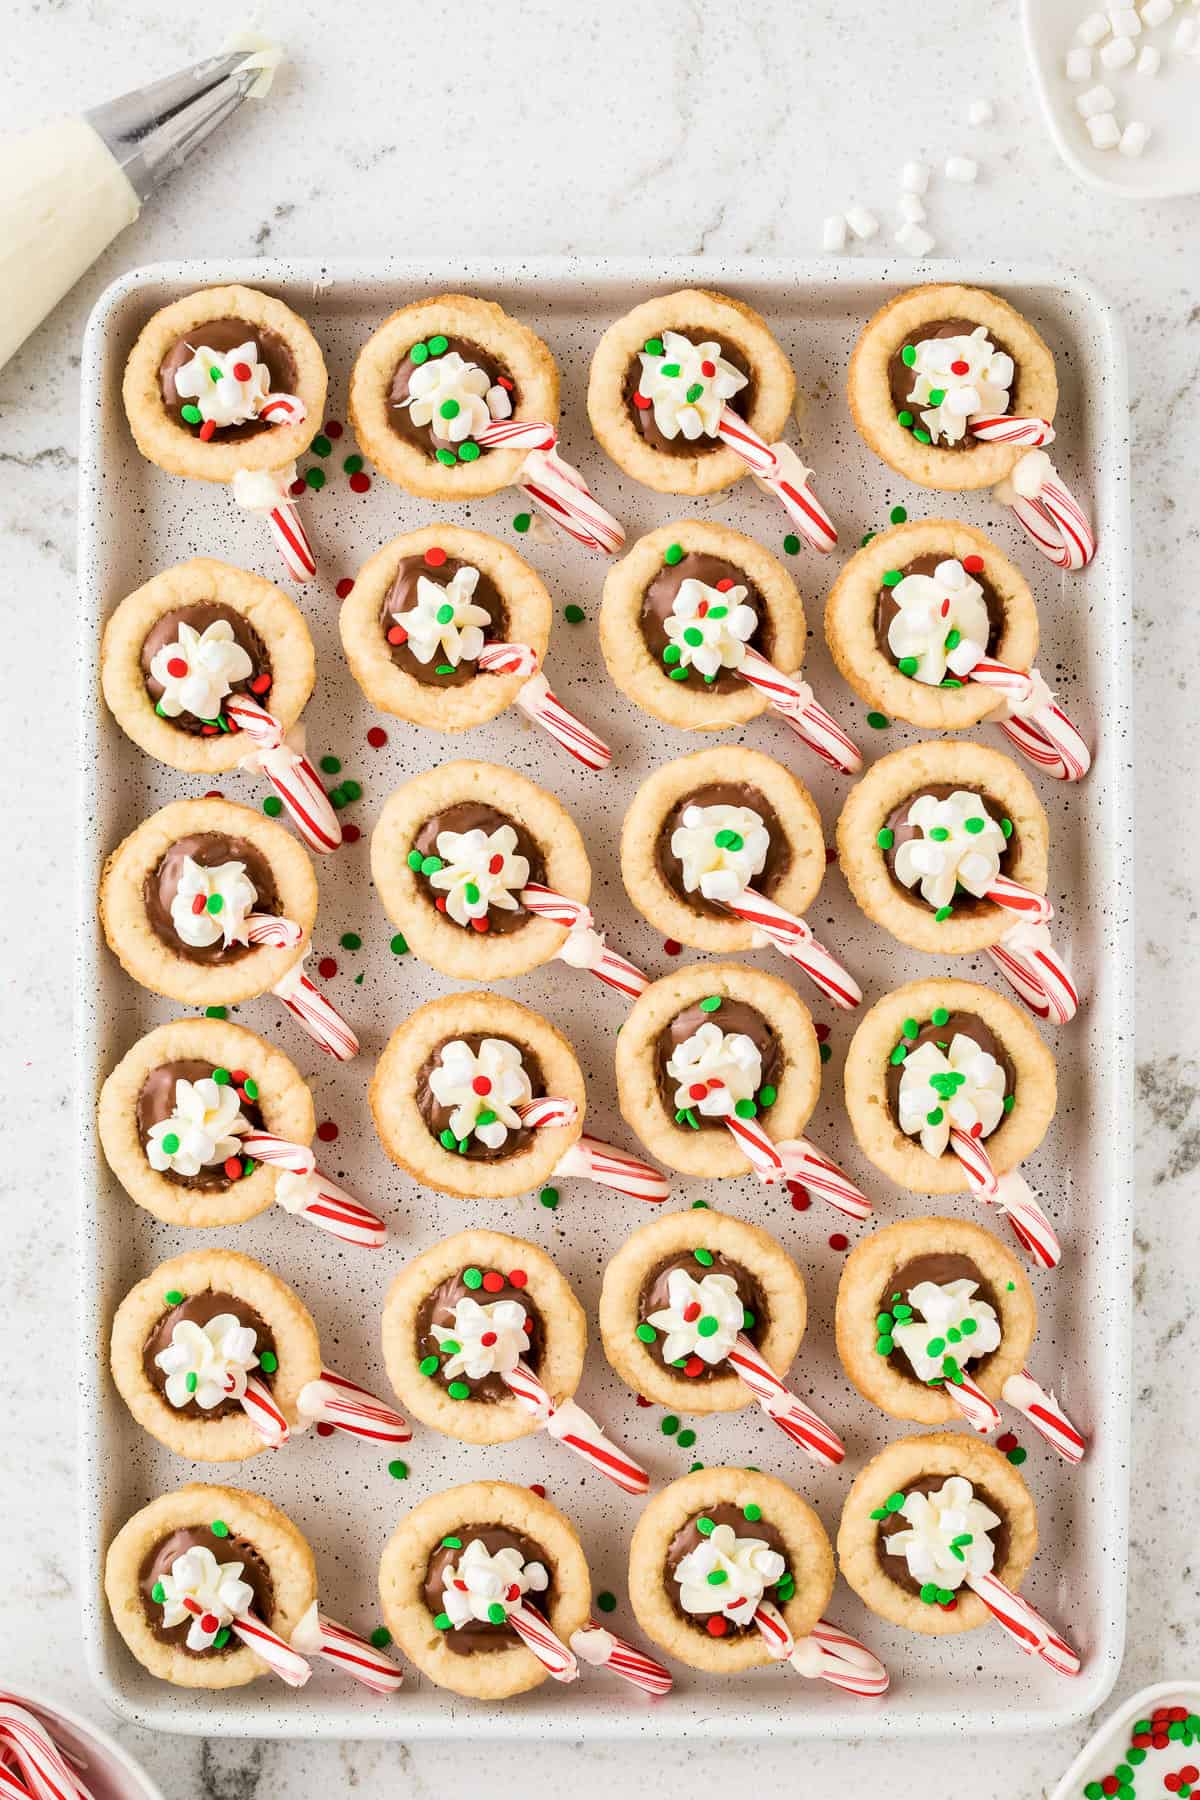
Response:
76,258,1132,1739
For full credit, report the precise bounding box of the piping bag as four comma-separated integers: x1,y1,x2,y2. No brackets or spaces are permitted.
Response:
0,32,284,372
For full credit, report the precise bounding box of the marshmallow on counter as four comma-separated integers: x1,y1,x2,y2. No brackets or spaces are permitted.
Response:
1136,42,1161,70
1076,81,1116,114
1109,5,1142,31
1118,118,1152,154
1076,9,1112,42
1139,0,1173,22
1065,46,1094,78
944,155,978,182
845,205,879,240
899,191,926,222
1086,110,1122,146
821,214,848,252
894,222,936,257
900,160,930,194
1100,32,1137,64
967,97,994,124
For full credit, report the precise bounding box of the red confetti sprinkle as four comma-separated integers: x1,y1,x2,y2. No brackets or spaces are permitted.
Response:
705,1616,728,1637
199,419,216,441
482,1270,505,1293
1183,1767,1200,1784
472,1076,492,1096
250,673,272,694
289,477,306,497
387,624,408,644
996,1431,1018,1452
700,360,716,377
424,546,447,567
166,656,189,678
951,359,970,376
480,1331,497,1347
316,1421,334,1437
435,896,448,912
318,957,338,979
508,1269,528,1288
684,1356,705,1377
204,789,223,799
1101,1779,1120,1797
688,1083,707,1101
202,1611,220,1633
317,1120,339,1143
232,361,252,382
1172,1709,1190,1721
201,723,219,735
529,1482,546,1497
497,377,514,391
825,845,838,864
963,554,985,574
349,471,371,493
223,1156,243,1180
715,577,735,592
488,854,504,874
633,392,652,409
335,577,354,599
1132,1734,1152,1748
828,1232,849,1251
682,1302,701,1323
663,938,682,956
636,1395,651,1408
367,725,388,747
324,420,343,438
814,1022,830,1043
788,1182,811,1210
230,1069,249,1084
342,823,362,844
470,916,489,932
191,893,207,915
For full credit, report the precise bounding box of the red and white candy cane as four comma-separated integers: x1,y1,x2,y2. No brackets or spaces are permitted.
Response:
722,1111,872,1221
225,694,343,852
982,876,1054,926
949,1126,1062,1270
477,643,614,771
753,1603,890,1697
1002,1370,1087,1464
725,1334,845,1466
985,920,1079,1026
968,414,1056,449
0,1697,91,1800
570,1622,673,1696
519,884,649,999
965,1571,1080,1676
242,1131,387,1247
553,1134,670,1204
291,1601,404,1695
231,1610,312,1686
736,647,862,774
244,911,305,948
271,958,360,1061
0,1766,34,1800
990,447,1096,573
943,1369,1002,1436
476,642,539,679
472,420,625,555
298,1369,410,1446
515,1096,579,1129
502,1361,650,1495
240,1372,290,1449
720,887,862,1011
715,412,838,554
507,1602,580,1682
231,463,317,583
965,658,1092,783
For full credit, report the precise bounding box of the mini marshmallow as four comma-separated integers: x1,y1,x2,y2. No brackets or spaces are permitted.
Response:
1100,32,1137,64
1077,81,1116,114
899,191,926,222
1174,14,1199,47
1066,46,1094,79
945,155,978,182
1139,0,1172,23
845,205,879,240
1077,9,1111,42
1086,110,1122,147
1119,118,1151,154
1109,5,1142,32
901,160,930,195
1136,43,1161,70
821,214,848,252
967,97,994,125
895,222,936,257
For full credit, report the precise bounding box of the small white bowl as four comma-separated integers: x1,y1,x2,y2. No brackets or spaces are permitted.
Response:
0,1688,164,1800
1049,1680,1200,1800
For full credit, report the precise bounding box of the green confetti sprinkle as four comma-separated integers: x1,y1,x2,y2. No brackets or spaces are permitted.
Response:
262,795,283,817
635,1322,657,1343
312,434,332,457
597,1590,617,1613
890,505,908,524
664,543,684,566
370,1626,392,1647
388,1459,408,1479
305,467,325,491
876,827,895,849
513,512,532,532
339,931,362,950
564,604,585,624
677,1428,696,1447
320,754,342,774
783,533,801,554
539,1186,559,1209
447,1380,471,1400
867,711,890,729
204,1006,227,1019
259,1350,278,1374
390,932,408,955
661,1415,680,1436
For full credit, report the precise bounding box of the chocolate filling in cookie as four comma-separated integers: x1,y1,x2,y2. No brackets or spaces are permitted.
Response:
876,1252,1004,1385
654,999,782,1132
422,1526,554,1655
141,1291,279,1420
380,554,510,688
655,781,791,918
885,1011,1016,1133
639,551,773,693
139,1523,275,1654
139,602,272,733
875,1474,1011,1596
623,331,756,456
143,832,281,964
135,1059,264,1190
879,785,1017,919
388,338,518,460
664,1504,790,1634
414,1270,546,1402
636,1247,768,1382
415,1033,547,1159
874,554,1004,674
410,802,546,937
158,317,297,441
887,317,1020,452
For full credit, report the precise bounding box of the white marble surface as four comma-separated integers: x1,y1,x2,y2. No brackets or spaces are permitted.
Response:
1,0,1195,1793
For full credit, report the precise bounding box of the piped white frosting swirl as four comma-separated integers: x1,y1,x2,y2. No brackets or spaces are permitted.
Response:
891,1279,1002,1382
886,559,990,687
664,578,757,678
897,1032,1007,1156
169,855,258,950
156,1544,255,1651
426,825,530,927
673,1521,786,1623
644,1266,745,1367
883,1475,1000,1591
149,618,253,721
669,803,769,905
432,1294,529,1382
402,352,512,444
439,1538,549,1629
153,1312,261,1411
427,1037,533,1149
391,566,492,669
892,791,1007,911
900,326,1014,446
666,1021,762,1119
636,331,747,442
145,1075,251,1177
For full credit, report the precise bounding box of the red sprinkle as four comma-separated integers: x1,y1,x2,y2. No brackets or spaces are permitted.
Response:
349,471,371,493
191,894,207,915
636,1395,651,1408
662,938,682,957
166,657,189,678
788,1182,811,1211
1183,1767,1200,1784
482,1271,505,1293
705,1616,728,1637
962,554,985,574
488,854,504,874
508,1269,528,1288
683,1356,705,1377
342,823,362,844
317,1121,339,1143
230,1070,249,1085
828,1232,849,1252
201,1611,220,1633
367,725,388,747
529,1482,546,1496
324,419,343,438
318,957,338,979
688,1083,707,1101
435,896,448,912
715,577,735,591
951,359,970,376
250,673,272,694
470,916,489,932
814,1022,830,1043
700,360,716,377
201,723,219,735
198,419,216,441
480,1331,497,1347
289,477,306,497
1101,1780,1120,1797
223,1157,243,1180
497,377,514,391
387,624,409,645
335,577,354,599
472,1075,492,1096
424,546,448,567
316,1421,334,1437
996,1431,1018,1452
682,1302,702,1323
232,361,252,381
204,790,223,799
633,392,652,409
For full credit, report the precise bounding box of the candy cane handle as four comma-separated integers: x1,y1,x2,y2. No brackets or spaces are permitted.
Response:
967,658,1092,783
968,414,1056,448
240,1372,290,1448
508,1602,580,1681
273,1166,388,1249
965,1572,1080,1676
501,1367,649,1495
950,1129,1062,1269
1002,1369,1087,1464
722,886,861,1010
476,640,539,678
272,961,360,1060
554,1134,670,1204
726,1334,845,1466
982,875,1054,926
515,1095,579,1129
226,693,342,853
512,671,612,770
945,1368,1002,1435
232,1612,312,1687
290,1602,404,1694
735,649,862,774
779,1136,873,1220
298,1367,411,1445
992,450,1096,573
985,921,1080,1025
716,411,838,553
754,1603,889,1695
231,464,317,583
0,1698,91,1800
472,422,625,554
570,1623,673,1695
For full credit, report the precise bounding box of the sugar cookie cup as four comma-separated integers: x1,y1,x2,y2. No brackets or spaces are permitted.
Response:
621,745,826,954
843,978,1056,1196
371,760,590,981
615,962,821,1178
836,1217,1036,1427
588,288,794,496
100,558,314,773
836,739,1048,956
825,521,1038,732
97,1016,314,1228
599,1207,806,1415
371,990,586,1201
349,294,559,501
379,1479,590,1699
105,1482,317,1689
340,525,551,731
110,1249,321,1462
381,1229,586,1445
848,283,1057,491
629,1467,834,1673
122,284,326,482
99,796,317,1006
600,520,807,731
837,1433,1037,1635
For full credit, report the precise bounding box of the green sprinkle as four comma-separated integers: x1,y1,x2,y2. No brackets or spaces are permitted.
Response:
305,467,326,490
1001,817,1014,838
436,448,457,466
926,1107,944,1125
635,1322,657,1343
936,1588,954,1606
945,628,962,650
664,543,684,566
320,754,342,775
329,786,348,809
884,1492,906,1514
683,626,704,647
418,1355,439,1376
458,441,481,462
882,570,904,588
947,1326,961,1344
867,711,890,730
339,932,362,951
186,1372,198,1392
433,1612,452,1631
420,854,443,876
476,1108,497,1127
898,656,920,676
819,1042,832,1064
484,1601,506,1625
596,1590,618,1613
387,1459,408,1480
897,409,914,428
783,533,801,555
929,826,951,842
931,1006,949,1026
689,1460,705,1472
161,1133,180,1155
686,382,704,403
513,512,531,532
661,1415,680,1436
436,602,455,625
369,1626,392,1648
889,505,908,524
928,388,946,407
699,995,722,1013
212,1067,231,1086
706,1568,729,1586
876,826,895,849
262,794,283,817
913,428,932,445
564,604,585,624
643,337,664,355
409,343,429,365
439,399,460,420
211,1519,229,1538
539,1186,559,1209
714,829,744,850
1007,1446,1027,1465
204,1006,227,1019
890,1044,908,1066
902,1017,919,1038
861,530,877,544
428,335,449,355
436,664,455,675
259,1350,278,1374
893,1304,912,1320
876,1336,894,1356
448,1381,471,1400
213,1627,231,1648
696,1517,716,1537
677,1428,696,1447
669,667,689,681
734,1097,757,1119
151,1580,167,1604
901,345,917,367
941,678,963,688
920,1582,939,1604
869,1508,888,1521
1003,1093,1015,1112
163,1288,185,1305
462,1267,483,1290
697,1316,719,1338
776,1574,795,1601
180,404,203,425
758,1085,777,1106
661,362,681,378
692,1200,710,1210
708,604,728,619
934,904,953,921
312,434,332,457
439,1128,457,1150
693,1248,714,1267
662,644,681,666
960,1317,978,1337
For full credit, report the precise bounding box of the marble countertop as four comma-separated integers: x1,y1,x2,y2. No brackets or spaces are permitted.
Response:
1,0,1195,1793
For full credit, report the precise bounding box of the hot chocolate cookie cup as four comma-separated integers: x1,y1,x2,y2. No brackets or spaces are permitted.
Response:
825,521,1038,732
371,761,590,981
599,1207,806,1415
372,991,585,1200
615,962,821,1178
100,558,315,773
836,739,1048,956
836,1217,1036,1427
99,796,317,1006
587,289,794,496
381,1229,586,1445
122,285,326,482
629,1467,834,1673
621,745,826,954
98,1016,314,1228
600,520,807,731
349,294,559,501
105,1482,317,1689
340,525,551,730
848,284,1057,491
837,1432,1037,1636
844,978,1056,1195
110,1249,322,1462
379,1480,590,1700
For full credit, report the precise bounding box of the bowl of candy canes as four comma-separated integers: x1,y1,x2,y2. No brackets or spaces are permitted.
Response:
1049,1682,1200,1800
0,1686,164,1800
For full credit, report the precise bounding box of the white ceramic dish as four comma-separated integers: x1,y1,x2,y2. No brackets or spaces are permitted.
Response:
1049,1680,1200,1798
0,1687,164,1800
76,257,1132,1739
1022,0,1200,198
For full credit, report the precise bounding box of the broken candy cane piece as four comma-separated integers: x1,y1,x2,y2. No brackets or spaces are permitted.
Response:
992,448,1096,572
231,463,316,582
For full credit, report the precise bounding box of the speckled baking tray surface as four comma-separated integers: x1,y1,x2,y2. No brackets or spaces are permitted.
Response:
76,257,1132,1739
